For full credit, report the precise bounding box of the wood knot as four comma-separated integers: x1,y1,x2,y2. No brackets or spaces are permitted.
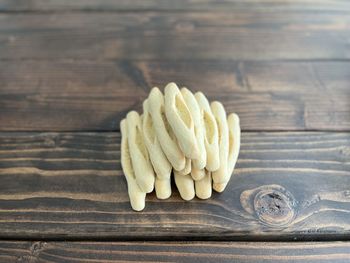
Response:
30,241,46,256
240,184,297,227
17,242,46,262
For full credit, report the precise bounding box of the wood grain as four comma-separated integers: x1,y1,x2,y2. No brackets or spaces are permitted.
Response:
0,132,349,240
2,241,350,263
0,12,349,60
1,0,350,12
1,60,349,131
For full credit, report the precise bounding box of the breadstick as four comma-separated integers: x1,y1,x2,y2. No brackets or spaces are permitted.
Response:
213,113,241,193
190,165,206,181
212,182,226,193
126,111,155,193
148,87,186,171
195,169,212,199
181,87,206,169
120,119,146,211
174,170,195,201
195,92,220,172
164,83,199,159
211,101,229,184
142,99,172,180
155,177,172,199
227,113,241,178
177,157,191,175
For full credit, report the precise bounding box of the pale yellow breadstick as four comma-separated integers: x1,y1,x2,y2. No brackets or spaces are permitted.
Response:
213,113,241,193
195,92,220,172
142,99,172,180
195,169,212,199
212,182,226,193
181,87,206,169
155,177,172,199
211,101,229,184
164,83,199,160
120,119,146,211
148,87,186,171
174,170,195,201
190,166,206,181
227,113,241,177
177,157,191,175
126,111,155,193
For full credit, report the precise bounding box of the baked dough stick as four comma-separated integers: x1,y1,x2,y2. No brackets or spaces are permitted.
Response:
174,170,195,201
195,169,212,200
213,113,241,193
148,87,186,171
181,87,206,170
155,177,172,200
211,101,229,185
126,111,155,193
142,99,172,199
164,83,199,160
120,119,146,211
195,92,220,172
191,168,206,181
178,157,191,175
142,99,172,179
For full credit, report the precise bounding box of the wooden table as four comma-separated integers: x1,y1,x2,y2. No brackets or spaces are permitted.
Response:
0,0,349,262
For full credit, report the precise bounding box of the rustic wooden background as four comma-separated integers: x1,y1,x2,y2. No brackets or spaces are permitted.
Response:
0,0,349,262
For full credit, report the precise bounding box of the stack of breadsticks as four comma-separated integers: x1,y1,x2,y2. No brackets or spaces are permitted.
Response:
120,83,240,211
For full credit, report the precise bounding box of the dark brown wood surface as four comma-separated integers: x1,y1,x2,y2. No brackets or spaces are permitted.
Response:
0,0,350,12
0,132,349,240
1,241,350,262
1,60,349,131
0,12,349,61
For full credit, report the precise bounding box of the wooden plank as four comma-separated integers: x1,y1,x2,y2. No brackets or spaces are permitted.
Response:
1,60,349,131
1,241,350,262
0,0,350,12
0,132,349,240
0,12,349,60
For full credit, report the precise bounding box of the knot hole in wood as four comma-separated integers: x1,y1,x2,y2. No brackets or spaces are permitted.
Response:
240,184,297,227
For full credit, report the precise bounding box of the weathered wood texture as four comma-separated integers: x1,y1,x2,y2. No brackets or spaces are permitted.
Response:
1,241,350,263
0,12,349,60
0,132,349,240
1,0,350,12
1,61,349,131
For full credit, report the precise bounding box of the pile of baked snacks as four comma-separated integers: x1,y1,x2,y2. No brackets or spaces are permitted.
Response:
120,82,240,211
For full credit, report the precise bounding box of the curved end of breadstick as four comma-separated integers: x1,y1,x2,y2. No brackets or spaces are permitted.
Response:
195,170,212,199
190,165,206,181
155,177,172,199
228,113,240,126
149,86,163,97
213,182,228,193
180,87,191,97
174,171,195,201
194,91,207,105
128,182,146,211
